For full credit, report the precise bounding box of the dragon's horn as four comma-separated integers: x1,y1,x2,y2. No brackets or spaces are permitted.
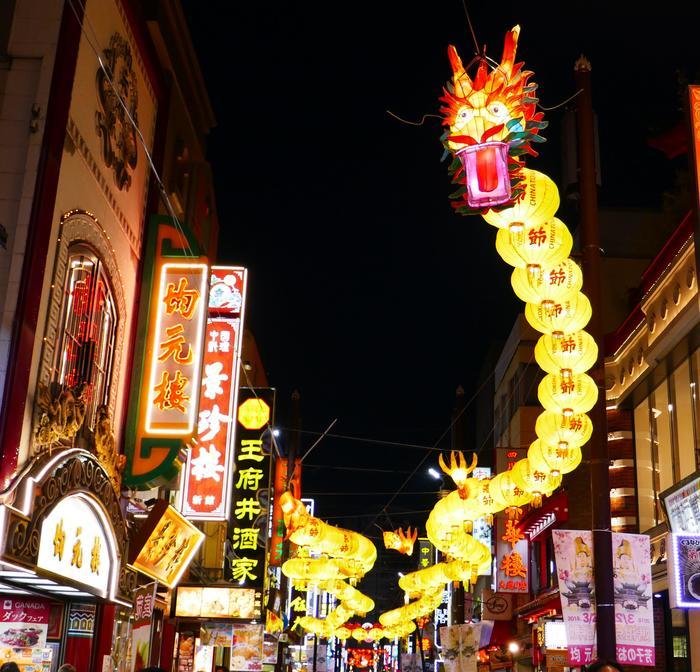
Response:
447,44,472,97
409,527,418,542
438,451,450,475
500,25,520,77
457,451,467,471
466,452,478,474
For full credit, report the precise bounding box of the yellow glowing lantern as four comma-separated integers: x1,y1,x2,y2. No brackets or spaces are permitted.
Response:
489,470,532,519
352,627,369,642
510,458,562,507
534,330,598,378
495,217,573,272
524,291,592,337
482,168,560,230
535,410,593,449
368,626,385,641
527,438,582,477
538,372,598,417
511,258,583,305
335,626,352,641
237,398,270,430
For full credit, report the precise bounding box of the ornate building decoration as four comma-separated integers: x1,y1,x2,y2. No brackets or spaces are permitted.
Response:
96,32,139,191
93,405,126,493
34,382,87,447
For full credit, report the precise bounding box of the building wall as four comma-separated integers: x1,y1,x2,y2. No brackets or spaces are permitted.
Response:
0,0,64,411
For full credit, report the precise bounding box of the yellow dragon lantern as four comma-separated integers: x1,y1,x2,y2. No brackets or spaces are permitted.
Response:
440,25,547,214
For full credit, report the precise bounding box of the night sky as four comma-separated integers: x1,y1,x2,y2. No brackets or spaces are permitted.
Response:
181,1,700,610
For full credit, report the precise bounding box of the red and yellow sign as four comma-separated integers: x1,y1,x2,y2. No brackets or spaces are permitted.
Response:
496,517,528,593
269,458,301,566
130,501,205,588
125,217,210,487
179,267,248,520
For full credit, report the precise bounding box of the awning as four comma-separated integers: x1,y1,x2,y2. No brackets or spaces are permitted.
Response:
519,491,568,541
514,588,561,622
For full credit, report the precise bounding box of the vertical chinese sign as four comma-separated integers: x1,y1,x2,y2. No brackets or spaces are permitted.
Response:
496,518,528,593
552,530,596,667
125,217,209,487
225,388,275,595
130,583,157,672
611,532,654,666
179,266,248,520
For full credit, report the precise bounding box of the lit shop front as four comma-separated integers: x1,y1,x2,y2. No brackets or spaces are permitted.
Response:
0,449,135,672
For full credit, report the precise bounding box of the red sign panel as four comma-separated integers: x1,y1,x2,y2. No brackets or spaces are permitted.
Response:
269,458,301,566
180,267,247,520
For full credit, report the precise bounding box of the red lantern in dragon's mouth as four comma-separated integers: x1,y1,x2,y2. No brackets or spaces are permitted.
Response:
440,25,548,213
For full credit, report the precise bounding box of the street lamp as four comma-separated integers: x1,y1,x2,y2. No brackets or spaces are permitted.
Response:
428,467,441,479
507,642,519,670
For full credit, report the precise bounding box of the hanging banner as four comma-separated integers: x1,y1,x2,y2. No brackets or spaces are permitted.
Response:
552,530,596,667
269,458,301,567
130,583,157,672
224,388,275,592
125,216,209,487
611,532,654,666
417,538,435,570
179,266,248,520
496,517,529,593
231,623,263,672
669,533,700,610
400,654,421,672
439,623,481,672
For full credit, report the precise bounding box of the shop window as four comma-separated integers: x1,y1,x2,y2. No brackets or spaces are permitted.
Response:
635,399,657,531
672,635,688,659
53,244,117,429
671,359,696,479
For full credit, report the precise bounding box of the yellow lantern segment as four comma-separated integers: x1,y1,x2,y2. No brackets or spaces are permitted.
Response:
495,217,573,272
538,372,598,417
535,409,593,449
528,438,582,478
525,291,592,337
534,330,598,377
511,258,583,305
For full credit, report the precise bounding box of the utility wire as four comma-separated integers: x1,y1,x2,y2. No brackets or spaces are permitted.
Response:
66,0,196,260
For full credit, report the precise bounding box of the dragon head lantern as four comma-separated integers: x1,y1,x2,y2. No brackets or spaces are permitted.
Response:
440,25,547,213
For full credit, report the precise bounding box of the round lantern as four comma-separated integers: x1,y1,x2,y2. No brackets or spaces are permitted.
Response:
335,626,351,640
535,410,593,449
510,458,562,507
495,217,573,271
489,470,532,518
525,291,592,336
538,372,598,417
534,330,598,377
511,258,583,305
527,438,582,477
482,168,560,230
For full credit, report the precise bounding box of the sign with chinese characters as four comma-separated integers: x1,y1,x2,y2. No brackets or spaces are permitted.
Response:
179,266,248,520
439,623,480,672
231,623,263,672
472,467,492,576
417,538,435,570
496,518,528,593
125,217,209,488
37,494,116,598
552,530,596,667
0,599,49,649
130,500,205,588
130,583,157,672
174,586,261,619
269,458,301,567
495,447,527,473
225,388,274,592
669,533,700,609
612,532,654,666
661,470,700,533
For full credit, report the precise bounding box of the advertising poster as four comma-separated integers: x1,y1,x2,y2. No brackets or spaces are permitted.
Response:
400,654,421,672
262,637,278,665
611,532,654,666
439,623,481,672
231,624,263,672
177,633,195,672
0,598,49,649
552,530,596,666
200,623,234,648
130,583,157,672
669,533,700,610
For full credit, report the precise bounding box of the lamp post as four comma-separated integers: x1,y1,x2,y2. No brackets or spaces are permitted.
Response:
574,56,615,663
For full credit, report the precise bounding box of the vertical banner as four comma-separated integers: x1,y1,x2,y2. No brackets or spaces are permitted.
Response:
417,538,435,570
225,388,275,593
180,266,248,520
400,654,421,672
125,217,209,487
552,530,596,667
269,458,301,567
130,583,157,672
440,623,481,672
496,518,528,593
612,533,654,666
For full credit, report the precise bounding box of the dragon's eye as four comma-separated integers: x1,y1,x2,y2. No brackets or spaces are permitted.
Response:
455,106,473,124
487,102,508,119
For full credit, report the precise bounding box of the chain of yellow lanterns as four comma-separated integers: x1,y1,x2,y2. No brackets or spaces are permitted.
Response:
279,492,382,639
373,24,597,639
